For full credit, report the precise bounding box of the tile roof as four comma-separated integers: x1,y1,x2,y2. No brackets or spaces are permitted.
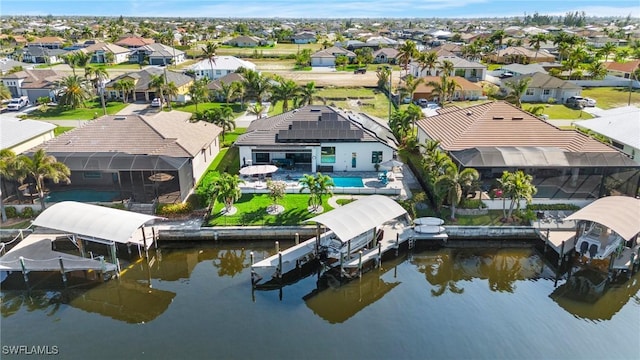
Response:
207,72,245,91
3,69,64,89
30,36,64,44
32,112,221,158
415,76,482,92
509,72,581,90
81,42,131,55
416,101,618,153
115,35,155,47
107,67,193,90
605,60,640,73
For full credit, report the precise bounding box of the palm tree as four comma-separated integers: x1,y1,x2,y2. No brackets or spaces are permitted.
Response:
599,42,616,62
208,173,243,214
405,103,423,133
399,74,424,102
398,40,417,77
188,78,209,112
528,33,548,62
388,109,412,145
85,66,109,92
588,61,607,80
0,83,11,103
163,81,179,110
426,75,458,105
0,149,24,222
246,103,264,120
435,162,479,221
438,59,455,77
55,75,93,109
498,170,537,221
271,76,299,113
217,80,239,105
298,173,334,212
417,51,438,76
490,29,506,48
17,149,71,211
376,66,391,91
210,106,235,142
503,77,532,108
242,70,271,105
149,74,166,109
557,42,571,63
298,81,317,106
202,41,219,80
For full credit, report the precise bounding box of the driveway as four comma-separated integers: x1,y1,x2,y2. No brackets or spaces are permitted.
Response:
116,103,156,115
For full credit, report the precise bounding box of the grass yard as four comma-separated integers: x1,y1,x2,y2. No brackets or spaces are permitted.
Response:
536,104,594,120
172,102,245,117
221,127,247,147
26,101,128,120
208,193,333,226
54,126,74,136
212,43,322,57
581,87,640,109
316,87,379,98
315,87,393,118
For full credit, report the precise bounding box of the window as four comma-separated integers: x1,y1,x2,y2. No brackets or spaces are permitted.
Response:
83,171,102,179
321,147,336,163
526,88,534,96
372,151,383,164
454,69,465,77
543,89,551,95
351,152,357,168
255,153,270,163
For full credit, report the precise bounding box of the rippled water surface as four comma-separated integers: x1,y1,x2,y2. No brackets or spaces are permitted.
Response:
2,243,639,359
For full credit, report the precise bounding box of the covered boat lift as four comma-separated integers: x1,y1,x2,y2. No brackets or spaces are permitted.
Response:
0,201,162,288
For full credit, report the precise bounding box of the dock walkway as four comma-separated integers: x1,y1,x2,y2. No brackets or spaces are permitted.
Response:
0,234,117,273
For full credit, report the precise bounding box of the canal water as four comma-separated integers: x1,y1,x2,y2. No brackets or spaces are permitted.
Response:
1,243,639,359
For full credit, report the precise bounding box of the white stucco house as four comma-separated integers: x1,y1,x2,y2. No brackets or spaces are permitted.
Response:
410,55,486,82
188,56,256,80
234,106,398,172
500,72,581,103
0,115,56,154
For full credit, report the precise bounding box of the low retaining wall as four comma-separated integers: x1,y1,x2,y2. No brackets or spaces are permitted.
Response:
159,226,318,241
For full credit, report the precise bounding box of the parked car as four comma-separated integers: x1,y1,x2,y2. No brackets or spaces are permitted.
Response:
566,96,596,108
499,71,514,78
415,98,429,107
402,96,412,104
151,98,162,107
6,96,29,111
354,68,367,74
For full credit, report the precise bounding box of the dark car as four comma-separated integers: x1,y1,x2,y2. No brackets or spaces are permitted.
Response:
354,68,367,74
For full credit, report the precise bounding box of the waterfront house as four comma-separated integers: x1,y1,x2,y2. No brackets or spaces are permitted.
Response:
129,43,185,66
234,105,398,172
105,67,193,103
28,111,222,203
413,76,483,102
410,55,486,82
416,101,640,199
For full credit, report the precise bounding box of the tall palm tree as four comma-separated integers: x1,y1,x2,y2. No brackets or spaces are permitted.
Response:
417,51,438,76
217,80,239,105
405,103,423,133
298,172,334,212
242,70,271,105
376,66,391,92
504,77,532,108
490,29,506,48
55,75,93,109
398,40,417,77
271,76,299,113
399,74,424,102
588,61,607,80
118,78,135,103
498,170,536,220
298,81,317,106
0,149,24,222
188,78,209,112
0,83,11,103
438,59,455,77
163,81,179,110
208,173,243,214
17,149,71,211
528,33,548,62
215,106,235,143
246,103,264,120
599,42,616,62
435,162,480,221
388,109,412,145
149,74,166,108
202,41,219,80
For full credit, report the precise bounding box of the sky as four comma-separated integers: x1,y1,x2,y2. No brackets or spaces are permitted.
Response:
1,0,638,19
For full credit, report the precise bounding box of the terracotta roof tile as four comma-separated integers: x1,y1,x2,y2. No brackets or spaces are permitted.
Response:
416,101,618,153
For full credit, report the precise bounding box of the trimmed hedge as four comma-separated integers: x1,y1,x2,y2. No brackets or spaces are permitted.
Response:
526,203,580,211
157,203,193,216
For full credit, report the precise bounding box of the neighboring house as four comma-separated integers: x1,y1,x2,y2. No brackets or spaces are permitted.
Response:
225,35,268,47
115,35,155,49
605,60,640,79
311,46,356,67
573,106,640,163
429,43,464,57
78,42,131,64
0,58,34,75
365,36,399,48
29,36,65,49
129,43,186,66
188,56,256,80
415,101,640,199
485,46,556,64
105,67,193,103
0,116,56,154
372,48,399,64
0,34,28,47
235,105,398,172
1,69,64,102
29,111,222,203
335,39,367,50
20,46,67,64
498,63,548,77
410,55,486,81
500,72,581,103
413,76,483,102
207,72,245,101
291,32,317,44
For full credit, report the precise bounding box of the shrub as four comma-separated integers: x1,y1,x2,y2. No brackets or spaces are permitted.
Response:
5,206,18,218
526,203,580,211
459,198,487,209
20,207,35,218
157,202,193,216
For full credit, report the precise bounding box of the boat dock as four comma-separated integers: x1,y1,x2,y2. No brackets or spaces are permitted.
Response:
0,234,118,284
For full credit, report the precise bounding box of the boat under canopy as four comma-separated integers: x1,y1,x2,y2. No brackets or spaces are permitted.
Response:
564,196,640,241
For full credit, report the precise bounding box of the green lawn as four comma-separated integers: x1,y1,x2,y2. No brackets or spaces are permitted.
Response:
316,87,379,98
54,126,74,136
171,102,245,117
26,101,129,120
208,193,333,226
206,43,322,57
581,87,640,109
533,104,594,120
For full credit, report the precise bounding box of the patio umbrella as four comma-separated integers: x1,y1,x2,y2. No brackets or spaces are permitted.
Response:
239,165,279,176
148,173,175,182
378,159,404,170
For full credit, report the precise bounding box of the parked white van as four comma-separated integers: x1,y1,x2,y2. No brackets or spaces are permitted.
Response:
6,96,29,111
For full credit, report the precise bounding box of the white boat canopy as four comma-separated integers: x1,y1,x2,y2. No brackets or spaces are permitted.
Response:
304,195,407,242
564,196,640,240
32,201,162,244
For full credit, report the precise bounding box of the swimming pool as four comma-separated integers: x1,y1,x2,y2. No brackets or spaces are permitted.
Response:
45,190,121,203
330,176,364,188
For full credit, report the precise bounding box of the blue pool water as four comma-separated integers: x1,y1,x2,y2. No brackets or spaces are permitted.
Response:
331,176,364,188
45,190,121,203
